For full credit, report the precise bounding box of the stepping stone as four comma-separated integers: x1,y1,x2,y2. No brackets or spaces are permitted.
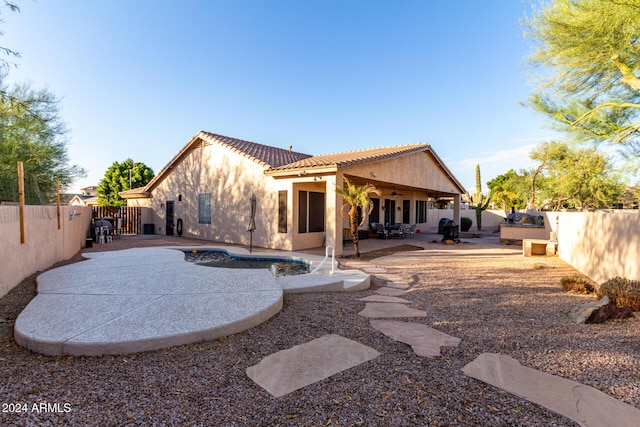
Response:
376,274,404,282
358,295,412,304
370,319,461,357
375,287,407,297
385,281,410,289
246,334,380,398
462,353,640,427
363,267,388,273
358,302,426,318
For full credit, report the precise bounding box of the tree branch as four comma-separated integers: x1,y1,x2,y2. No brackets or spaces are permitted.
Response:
611,53,640,91
570,101,640,128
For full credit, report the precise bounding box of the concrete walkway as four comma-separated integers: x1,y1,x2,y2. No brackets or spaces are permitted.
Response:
14,246,369,356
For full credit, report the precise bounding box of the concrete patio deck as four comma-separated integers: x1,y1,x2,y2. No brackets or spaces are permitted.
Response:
14,246,369,356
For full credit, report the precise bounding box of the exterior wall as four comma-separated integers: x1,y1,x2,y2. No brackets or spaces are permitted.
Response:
346,151,462,194
499,225,547,241
146,143,289,250
551,211,640,283
0,205,92,299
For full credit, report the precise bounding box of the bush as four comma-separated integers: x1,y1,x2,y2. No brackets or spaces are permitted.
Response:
560,276,594,294
460,217,473,232
597,277,640,311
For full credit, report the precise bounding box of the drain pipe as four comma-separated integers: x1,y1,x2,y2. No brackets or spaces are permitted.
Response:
310,245,336,275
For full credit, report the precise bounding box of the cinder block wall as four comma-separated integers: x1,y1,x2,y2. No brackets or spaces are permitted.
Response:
0,205,92,299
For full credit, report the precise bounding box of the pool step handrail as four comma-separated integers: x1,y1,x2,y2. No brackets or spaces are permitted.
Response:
310,245,335,275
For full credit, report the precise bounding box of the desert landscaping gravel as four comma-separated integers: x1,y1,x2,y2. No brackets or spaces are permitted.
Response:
1,237,638,426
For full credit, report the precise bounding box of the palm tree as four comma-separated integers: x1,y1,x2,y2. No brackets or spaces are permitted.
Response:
336,177,381,258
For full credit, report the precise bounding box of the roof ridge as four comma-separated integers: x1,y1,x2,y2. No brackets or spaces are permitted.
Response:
200,131,311,157
310,142,428,157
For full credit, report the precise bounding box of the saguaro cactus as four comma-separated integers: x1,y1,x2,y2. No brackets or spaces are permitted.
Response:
471,164,492,231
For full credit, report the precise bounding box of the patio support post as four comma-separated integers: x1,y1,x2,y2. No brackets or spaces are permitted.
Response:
326,174,342,256
453,193,461,226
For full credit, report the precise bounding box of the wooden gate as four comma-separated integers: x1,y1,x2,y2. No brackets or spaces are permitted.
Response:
91,206,141,235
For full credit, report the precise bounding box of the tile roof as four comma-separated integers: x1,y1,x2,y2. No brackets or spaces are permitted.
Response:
271,143,430,171
135,131,464,195
199,131,312,168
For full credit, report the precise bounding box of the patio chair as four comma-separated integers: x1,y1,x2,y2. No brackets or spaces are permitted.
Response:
375,223,387,239
389,223,405,239
95,227,105,244
406,224,417,239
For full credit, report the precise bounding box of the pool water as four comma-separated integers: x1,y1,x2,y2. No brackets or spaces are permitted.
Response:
183,250,310,276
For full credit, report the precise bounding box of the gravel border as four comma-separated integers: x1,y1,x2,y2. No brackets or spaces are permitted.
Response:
1,242,638,426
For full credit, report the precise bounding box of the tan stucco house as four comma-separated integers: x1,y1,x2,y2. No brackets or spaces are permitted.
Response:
121,131,465,255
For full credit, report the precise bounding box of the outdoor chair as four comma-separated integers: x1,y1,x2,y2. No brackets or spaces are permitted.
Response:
389,223,405,239
375,223,387,239
406,224,417,239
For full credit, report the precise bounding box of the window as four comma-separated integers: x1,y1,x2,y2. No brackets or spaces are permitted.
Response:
198,193,211,224
278,191,287,233
416,200,427,223
298,190,325,233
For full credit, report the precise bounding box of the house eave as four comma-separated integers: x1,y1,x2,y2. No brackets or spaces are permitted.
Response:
119,191,151,199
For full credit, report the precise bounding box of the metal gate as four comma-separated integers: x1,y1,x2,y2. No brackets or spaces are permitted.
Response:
91,206,141,235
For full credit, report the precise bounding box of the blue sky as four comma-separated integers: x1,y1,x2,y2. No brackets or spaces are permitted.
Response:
2,0,559,193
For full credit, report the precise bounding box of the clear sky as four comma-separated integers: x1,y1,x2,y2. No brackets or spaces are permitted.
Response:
2,0,559,193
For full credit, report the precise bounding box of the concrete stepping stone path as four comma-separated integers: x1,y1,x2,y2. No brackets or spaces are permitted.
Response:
358,295,412,304
246,334,380,397
375,273,404,282
370,319,461,357
358,302,426,318
463,353,640,427
385,281,410,289
374,287,408,297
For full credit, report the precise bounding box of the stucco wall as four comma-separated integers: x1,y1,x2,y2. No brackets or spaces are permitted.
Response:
147,143,289,250
551,211,640,283
346,151,463,194
0,205,92,299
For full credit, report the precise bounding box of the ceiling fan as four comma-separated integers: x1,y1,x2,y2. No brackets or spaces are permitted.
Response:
391,186,403,197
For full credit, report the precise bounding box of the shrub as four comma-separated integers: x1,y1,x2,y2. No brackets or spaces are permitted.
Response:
560,276,594,294
597,277,640,311
460,217,473,232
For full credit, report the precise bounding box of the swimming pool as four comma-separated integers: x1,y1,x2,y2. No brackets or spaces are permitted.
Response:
183,249,310,276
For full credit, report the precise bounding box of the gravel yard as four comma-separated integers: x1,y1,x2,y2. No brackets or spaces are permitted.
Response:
1,238,638,426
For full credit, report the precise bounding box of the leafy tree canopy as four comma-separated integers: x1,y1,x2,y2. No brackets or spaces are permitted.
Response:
97,159,154,206
0,75,86,204
523,0,640,166
487,169,530,210
493,142,626,211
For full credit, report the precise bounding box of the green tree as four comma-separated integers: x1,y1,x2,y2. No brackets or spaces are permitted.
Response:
528,141,569,208
487,169,530,210
0,78,86,204
97,159,154,206
537,145,625,210
336,177,380,258
523,0,640,163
